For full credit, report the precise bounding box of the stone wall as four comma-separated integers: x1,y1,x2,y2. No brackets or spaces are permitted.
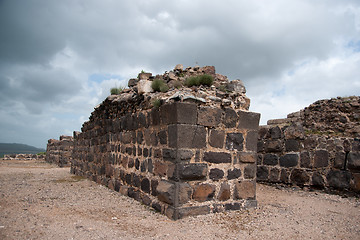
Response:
71,101,260,219
3,154,45,160
257,96,360,195
45,135,74,167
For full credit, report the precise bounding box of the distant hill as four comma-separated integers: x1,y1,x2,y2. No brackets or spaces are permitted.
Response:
0,143,45,158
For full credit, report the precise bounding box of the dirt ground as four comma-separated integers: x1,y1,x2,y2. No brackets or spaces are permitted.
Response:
0,159,359,240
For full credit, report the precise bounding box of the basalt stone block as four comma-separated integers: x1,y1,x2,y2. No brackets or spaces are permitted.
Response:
238,152,256,163
265,140,283,152
150,108,160,126
156,180,175,205
244,164,256,179
226,133,244,151
177,206,210,219
209,168,224,181
148,158,153,173
327,170,351,189
224,108,238,128
152,202,162,212
138,112,147,128
197,106,223,127
151,179,158,196
125,174,132,185
227,168,242,180
168,125,206,149
225,203,241,211
132,173,141,188
141,160,147,172
348,152,360,170
127,158,134,168
246,130,258,152
204,152,231,164
217,182,231,201
154,161,168,177
179,163,208,180
263,153,278,166
311,172,325,188
280,169,290,183
269,168,280,182
285,139,300,152
237,111,260,130
161,102,197,124
334,152,345,169
257,166,269,181
234,180,256,199
179,183,192,204
158,130,167,145
209,129,225,148
141,178,150,193
193,184,216,202
290,169,310,186
280,153,299,168
135,158,140,170
351,173,360,192
121,132,132,144
137,131,143,144
270,126,282,139
314,150,329,168
300,152,311,168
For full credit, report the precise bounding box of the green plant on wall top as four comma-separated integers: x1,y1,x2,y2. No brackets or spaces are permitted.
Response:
110,86,125,95
184,74,214,87
152,99,161,108
151,79,169,93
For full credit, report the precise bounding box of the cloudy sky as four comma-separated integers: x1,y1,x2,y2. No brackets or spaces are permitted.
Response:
0,0,359,149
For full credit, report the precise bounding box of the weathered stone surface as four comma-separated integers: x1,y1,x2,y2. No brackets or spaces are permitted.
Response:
246,130,258,151
237,111,260,130
327,170,351,189
265,140,283,153
193,184,216,202
223,108,238,128
177,206,210,219
179,183,192,204
225,133,244,151
227,168,242,180
141,178,150,193
209,168,224,181
179,163,208,180
234,181,256,199
137,80,153,94
313,150,329,168
280,169,289,183
300,151,311,168
290,169,310,185
168,124,206,149
217,183,231,201
351,173,360,192
279,154,299,168
263,154,278,166
269,168,280,182
154,161,168,177
347,152,360,170
161,102,197,125
158,130,167,145
197,106,223,127
203,152,231,164
209,129,225,148
270,126,282,139
285,139,300,152
156,180,175,205
311,172,325,188
257,166,269,181
244,164,256,179
238,152,256,163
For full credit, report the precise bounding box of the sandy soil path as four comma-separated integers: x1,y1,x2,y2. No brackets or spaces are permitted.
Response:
0,159,359,240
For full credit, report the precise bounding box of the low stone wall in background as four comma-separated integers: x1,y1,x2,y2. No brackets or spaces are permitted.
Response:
257,123,360,195
71,101,260,219
3,153,45,160
45,135,74,167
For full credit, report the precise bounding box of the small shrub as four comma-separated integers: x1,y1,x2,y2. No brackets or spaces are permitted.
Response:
160,84,169,93
110,87,121,95
152,99,161,108
184,74,214,87
198,74,214,86
184,76,199,87
151,79,169,92
173,80,183,89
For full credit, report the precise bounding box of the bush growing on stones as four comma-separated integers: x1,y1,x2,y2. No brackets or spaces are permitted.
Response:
110,87,121,95
184,74,214,87
151,79,169,92
152,99,161,108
